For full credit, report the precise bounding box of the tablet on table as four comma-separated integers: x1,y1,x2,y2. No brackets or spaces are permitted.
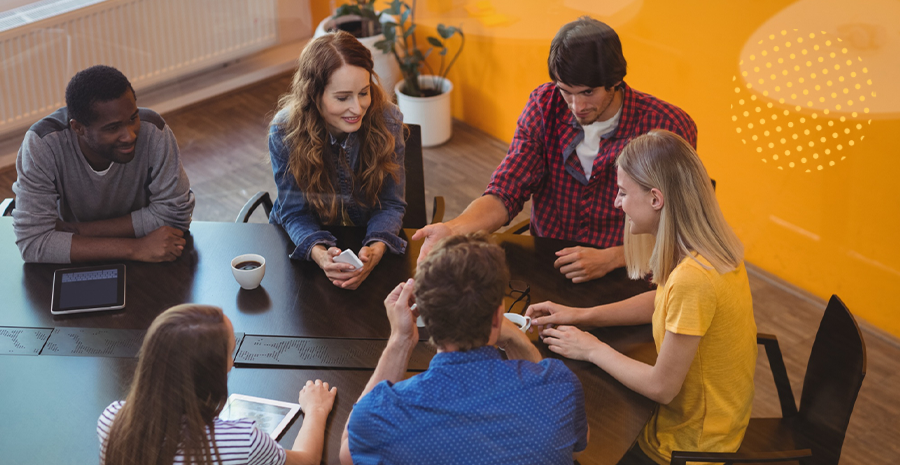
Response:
51,264,126,315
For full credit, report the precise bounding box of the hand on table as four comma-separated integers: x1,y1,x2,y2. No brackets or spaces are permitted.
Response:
541,325,606,363
411,223,453,264
526,301,585,332
384,278,419,345
554,246,622,283
298,379,337,417
133,226,185,262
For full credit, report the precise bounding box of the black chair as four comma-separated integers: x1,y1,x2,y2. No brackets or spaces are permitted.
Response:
401,124,444,228
236,124,444,226
235,191,272,223
504,178,717,235
1,197,14,216
670,295,867,465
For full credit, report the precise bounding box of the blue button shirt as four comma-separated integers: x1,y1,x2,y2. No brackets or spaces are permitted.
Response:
348,346,589,465
267,106,408,260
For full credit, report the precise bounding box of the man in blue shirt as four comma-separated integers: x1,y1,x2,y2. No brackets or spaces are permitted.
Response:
339,232,589,465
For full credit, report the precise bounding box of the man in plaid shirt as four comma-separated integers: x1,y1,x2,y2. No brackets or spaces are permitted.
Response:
414,17,696,283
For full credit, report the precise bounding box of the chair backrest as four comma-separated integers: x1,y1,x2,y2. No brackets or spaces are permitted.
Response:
403,124,428,229
798,295,867,464
1,197,14,216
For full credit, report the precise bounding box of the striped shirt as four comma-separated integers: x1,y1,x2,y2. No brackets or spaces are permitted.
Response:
98,401,287,465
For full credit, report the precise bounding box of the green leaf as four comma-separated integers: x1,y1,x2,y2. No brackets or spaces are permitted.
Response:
382,22,396,40
440,47,448,56
373,39,392,53
386,0,403,15
400,8,410,26
427,37,443,48
437,24,459,39
403,23,416,38
334,4,351,17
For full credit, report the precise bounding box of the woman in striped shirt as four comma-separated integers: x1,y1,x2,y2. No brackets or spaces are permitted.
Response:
98,304,336,465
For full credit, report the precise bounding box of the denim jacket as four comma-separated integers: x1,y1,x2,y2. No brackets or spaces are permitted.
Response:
268,106,407,260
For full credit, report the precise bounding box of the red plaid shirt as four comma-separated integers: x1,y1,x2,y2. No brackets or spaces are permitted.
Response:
485,82,697,248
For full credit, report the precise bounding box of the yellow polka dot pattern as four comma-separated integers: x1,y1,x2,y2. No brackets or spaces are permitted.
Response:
732,30,875,172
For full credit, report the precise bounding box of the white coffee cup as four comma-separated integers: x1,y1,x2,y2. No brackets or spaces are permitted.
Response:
231,254,266,290
503,313,531,332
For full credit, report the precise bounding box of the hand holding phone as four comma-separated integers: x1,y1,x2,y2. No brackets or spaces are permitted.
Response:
333,249,364,270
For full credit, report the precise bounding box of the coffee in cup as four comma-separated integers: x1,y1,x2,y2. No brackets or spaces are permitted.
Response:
234,261,262,271
231,254,266,290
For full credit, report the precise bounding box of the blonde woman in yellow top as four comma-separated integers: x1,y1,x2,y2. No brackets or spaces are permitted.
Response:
527,129,757,465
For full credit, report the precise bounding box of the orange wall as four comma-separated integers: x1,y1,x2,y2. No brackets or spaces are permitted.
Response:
316,0,900,338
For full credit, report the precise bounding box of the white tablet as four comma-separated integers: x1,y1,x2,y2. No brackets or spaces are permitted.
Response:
51,264,126,315
219,394,301,440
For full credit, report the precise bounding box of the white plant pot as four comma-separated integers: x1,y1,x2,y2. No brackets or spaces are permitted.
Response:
394,75,453,147
314,15,402,98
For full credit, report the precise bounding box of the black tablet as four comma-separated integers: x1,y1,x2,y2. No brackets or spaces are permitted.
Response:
51,264,126,315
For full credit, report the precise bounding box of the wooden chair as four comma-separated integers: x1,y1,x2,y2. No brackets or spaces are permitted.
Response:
1,197,14,216
670,295,867,465
236,124,444,226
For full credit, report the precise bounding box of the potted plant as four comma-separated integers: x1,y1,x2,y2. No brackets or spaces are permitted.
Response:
374,0,464,147
313,0,402,96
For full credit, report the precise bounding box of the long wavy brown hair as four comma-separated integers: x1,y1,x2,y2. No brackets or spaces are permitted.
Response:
276,30,402,225
104,304,231,465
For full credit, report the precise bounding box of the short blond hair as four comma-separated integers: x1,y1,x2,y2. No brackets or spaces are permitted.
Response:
617,129,743,285
414,232,509,351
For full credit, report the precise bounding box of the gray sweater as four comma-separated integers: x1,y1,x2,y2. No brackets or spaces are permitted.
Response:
12,107,194,263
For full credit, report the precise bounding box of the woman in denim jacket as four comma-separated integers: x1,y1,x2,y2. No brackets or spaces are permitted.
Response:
269,31,406,290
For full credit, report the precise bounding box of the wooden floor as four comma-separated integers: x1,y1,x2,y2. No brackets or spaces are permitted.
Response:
2,74,898,464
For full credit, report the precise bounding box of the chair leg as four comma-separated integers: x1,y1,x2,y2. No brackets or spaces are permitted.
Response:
431,196,445,224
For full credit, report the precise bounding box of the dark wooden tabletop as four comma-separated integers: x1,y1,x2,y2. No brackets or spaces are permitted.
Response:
0,218,657,465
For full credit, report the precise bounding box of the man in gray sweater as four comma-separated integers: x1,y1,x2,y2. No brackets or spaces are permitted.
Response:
12,65,195,263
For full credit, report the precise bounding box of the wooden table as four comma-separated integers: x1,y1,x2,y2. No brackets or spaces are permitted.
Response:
0,218,657,465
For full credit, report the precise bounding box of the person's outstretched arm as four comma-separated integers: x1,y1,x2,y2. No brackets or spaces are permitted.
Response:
284,379,337,465
543,326,699,404
527,290,656,330
339,279,419,465
411,195,509,263
413,88,550,263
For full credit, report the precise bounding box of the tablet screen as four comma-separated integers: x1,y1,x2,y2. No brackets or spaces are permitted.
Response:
51,265,125,314
59,268,119,310
220,394,301,440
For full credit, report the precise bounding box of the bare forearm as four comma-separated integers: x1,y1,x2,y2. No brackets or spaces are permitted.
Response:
501,335,542,363
588,343,661,402
287,410,330,465
588,330,700,404
359,338,415,399
69,236,139,262
446,195,510,235
583,290,656,327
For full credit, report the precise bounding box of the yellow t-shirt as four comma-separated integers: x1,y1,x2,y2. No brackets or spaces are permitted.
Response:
638,254,757,465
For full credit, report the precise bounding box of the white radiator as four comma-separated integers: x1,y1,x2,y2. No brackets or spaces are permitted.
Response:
0,0,279,137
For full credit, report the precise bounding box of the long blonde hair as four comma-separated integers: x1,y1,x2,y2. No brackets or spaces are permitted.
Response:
104,304,231,465
617,129,743,285
275,30,401,225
